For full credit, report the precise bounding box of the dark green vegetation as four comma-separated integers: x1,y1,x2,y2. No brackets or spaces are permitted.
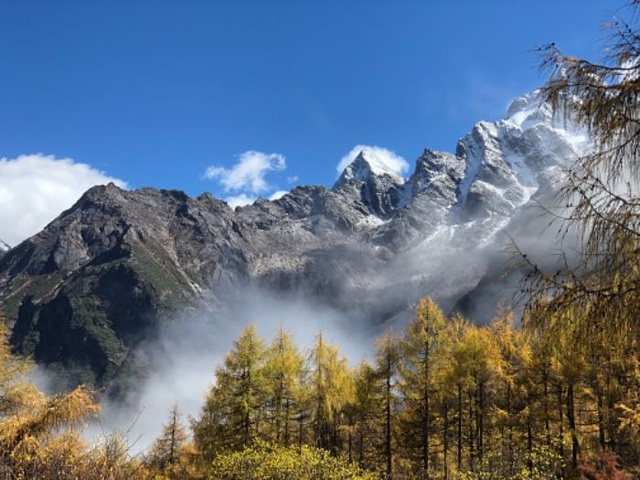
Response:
0,187,239,387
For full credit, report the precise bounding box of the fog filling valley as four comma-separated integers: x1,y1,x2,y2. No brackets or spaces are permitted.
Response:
84,289,376,453
74,195,583,454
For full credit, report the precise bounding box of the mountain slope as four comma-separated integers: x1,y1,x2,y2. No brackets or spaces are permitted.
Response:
0,90,585,386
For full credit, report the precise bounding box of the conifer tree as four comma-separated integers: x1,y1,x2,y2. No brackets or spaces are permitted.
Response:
309,333,354,453
351,361,380,471
148,404,188,477
264,327,305,446
463,324,501,468
442,315,473,474
373,328,400,478
522,6,640,470
0,324,100,478
399,297,446,479
550,308,587,472
528,0,640,355
434,314,469,479
489,312,536,476
193,325,268,457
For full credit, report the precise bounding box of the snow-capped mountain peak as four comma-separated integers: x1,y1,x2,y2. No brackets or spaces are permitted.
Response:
327,88,588,242
505,90,552,129
336,147,407,186
504,90,589,155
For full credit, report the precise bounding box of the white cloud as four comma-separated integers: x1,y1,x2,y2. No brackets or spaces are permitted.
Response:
225,190,288,210
0,154,126,246
269,190,288,201
225,194,256,209
337,145,409,180
204,151,286,193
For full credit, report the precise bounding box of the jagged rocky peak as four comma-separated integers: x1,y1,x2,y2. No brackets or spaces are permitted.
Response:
503,89,589,156
406,149,465,199
448,89,588,228
335,148,406,187
333,148,408,218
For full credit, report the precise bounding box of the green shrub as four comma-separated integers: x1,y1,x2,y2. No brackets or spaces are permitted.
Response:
208,441,379,480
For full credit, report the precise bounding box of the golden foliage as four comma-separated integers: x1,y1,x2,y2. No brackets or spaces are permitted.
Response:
209,441,379,480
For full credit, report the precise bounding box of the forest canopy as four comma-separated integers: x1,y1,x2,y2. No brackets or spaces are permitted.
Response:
2,295,639,479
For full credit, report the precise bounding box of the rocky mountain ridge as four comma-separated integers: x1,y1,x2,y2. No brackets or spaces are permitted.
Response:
0,90,585,387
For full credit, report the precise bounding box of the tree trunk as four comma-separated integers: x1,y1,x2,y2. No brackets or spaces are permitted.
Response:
423,340,430,479
596,384,606,450
443,402,449,480
606,362,616,452
285,397,291,447
298,415,304,454
506,384,514,476
557,384,565,477
276,373,284,442
543,365,551,448
526,415,533,473
424,387,430,479
386,350,393,478
567,382,579,470
457,383,462,471
468,391,474,471
477,381,484,462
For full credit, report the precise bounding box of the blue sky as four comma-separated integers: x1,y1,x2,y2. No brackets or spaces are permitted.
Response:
0,1,621,241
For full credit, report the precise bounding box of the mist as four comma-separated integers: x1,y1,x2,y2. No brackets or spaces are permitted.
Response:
86,287,376,454
85,198,580,454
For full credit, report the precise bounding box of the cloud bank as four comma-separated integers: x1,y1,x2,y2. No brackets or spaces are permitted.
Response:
0,154,126,246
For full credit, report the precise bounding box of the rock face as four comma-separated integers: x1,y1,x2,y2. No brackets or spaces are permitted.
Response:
0,90,586,386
